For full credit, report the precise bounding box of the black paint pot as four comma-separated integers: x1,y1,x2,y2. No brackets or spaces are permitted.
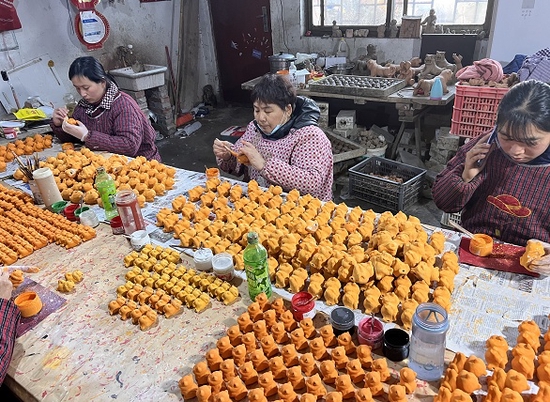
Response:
383,328,410,362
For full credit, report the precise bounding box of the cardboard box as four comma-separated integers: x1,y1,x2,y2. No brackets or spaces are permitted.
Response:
336,110,356,130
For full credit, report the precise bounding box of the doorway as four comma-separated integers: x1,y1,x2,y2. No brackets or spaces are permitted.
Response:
210,0,273,103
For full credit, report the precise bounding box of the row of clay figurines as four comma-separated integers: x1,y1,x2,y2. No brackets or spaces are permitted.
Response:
332,9,435,39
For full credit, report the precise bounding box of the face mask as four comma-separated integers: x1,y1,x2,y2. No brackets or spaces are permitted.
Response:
254,112,288,136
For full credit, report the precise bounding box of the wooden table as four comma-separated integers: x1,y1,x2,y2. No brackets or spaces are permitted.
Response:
241,76,456,159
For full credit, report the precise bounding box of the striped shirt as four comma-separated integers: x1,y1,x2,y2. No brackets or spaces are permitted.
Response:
217,121,334,201
433,136,550,246
0,299,20,383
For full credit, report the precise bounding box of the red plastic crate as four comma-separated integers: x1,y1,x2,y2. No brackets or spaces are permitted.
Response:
450,84,509,138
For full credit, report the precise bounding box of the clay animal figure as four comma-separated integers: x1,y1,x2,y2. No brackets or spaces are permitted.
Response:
410,57,422,67
398,60,423,86
435,51,460,73
367,59,396,78
414,69,453,97
418,54,444,79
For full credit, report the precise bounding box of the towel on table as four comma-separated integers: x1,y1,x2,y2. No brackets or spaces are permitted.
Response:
456,58,504,82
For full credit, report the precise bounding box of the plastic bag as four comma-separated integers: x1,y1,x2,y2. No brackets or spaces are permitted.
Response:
14,108,47,121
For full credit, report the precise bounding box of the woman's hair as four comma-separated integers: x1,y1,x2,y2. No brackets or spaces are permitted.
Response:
496,79,550,145
251,73,296,111
68,56,117,86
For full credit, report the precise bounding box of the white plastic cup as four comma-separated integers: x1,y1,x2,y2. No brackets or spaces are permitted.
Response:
32,167,62,210
79,209,99,227
194,248,213,271
130,230,150,251
212,252,235,281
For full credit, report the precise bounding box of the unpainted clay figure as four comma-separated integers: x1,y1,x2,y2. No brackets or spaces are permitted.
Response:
237,311,254,333
421,9,437,34
248,301,263,322
178,374,198,399
365,371,384,396
226,376,248,401
216,336,233,359
377,24,385,38
418,54,444,79
300,352,319,376
356,344,373,369
300,317,317,339
205,348,223,371
239,361,259,385
440,367,458,390
249,348,270,372
326,391,343,402
258,371,279,397
414,69,453,97
281,310,298,332
212,390,231,402
504,369,529,393
320,324,338,347
242,332,258,353
332,20,343,38
310,337,330,361
355,387,374,402
220,358,238,382
335,374,356,399
290,327,309,351
193,361,211,385
255,291,271,311
346,358,365,383
196,385,212,402
232,344,247,367
372,358,391,382
456,370,482,394
278,382,299,402
269,356,288,380
281,343,300,368
388,384,407,402
511,354,535,380
207,370,226,394
263,309,277,328
260,334,280,358
306,374,328,398
332,345,350,369
253,319,269,340
227,324,243,346
389,19,399,38
271,321,290,344
463,355,487,378
399,367,417,394
287,365,306,390
248,388,268,402
271,297,286,317
300,393,318,402
320,360,339,384
337,331,357,355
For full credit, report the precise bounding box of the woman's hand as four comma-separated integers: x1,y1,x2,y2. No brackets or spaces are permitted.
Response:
462,132,494,182
61,119,89,141
213,138,233,160
52,107,69,127
0,270,13,300
240,140,265,171
526,239,550,275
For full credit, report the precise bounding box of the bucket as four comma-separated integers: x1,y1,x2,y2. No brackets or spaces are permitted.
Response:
366,144,387,157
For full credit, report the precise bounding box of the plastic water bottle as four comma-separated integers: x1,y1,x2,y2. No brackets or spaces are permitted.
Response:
430,76,444,100
288,62,297,87
243,232,272,301
408,302,450,381
95,167,119,220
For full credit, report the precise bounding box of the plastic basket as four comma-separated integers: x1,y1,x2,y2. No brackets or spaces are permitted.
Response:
440,211,462,228
450,84,509,138
348,156,426,212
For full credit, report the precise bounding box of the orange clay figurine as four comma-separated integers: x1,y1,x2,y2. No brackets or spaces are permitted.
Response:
310,337,330,361
399,367,417,394
388,384,407,402
248,301,264,321
205,348,223,371
249,348,270,372
365,371,384,396
263,309,277,328
220,358,237,382
258,371,279,397
271,321,290,344
253,319,269,340
269,356,287,380
337,331,356,355
287,366,306,390
320,324,338,347
281,310,298,332
331,346,350,370
241,332,258,353
207,371,226,394
193,361,211,385
239,361,258,385
255,292,271,311
271,297,286,317
281,343,299,367
290,327,309,351
306,374,327,399
248,388,268,402
346,358,365,383
260,334,280,358
227,324,243,346
300,317,317,338
335,374,356,399
300,352,319,376
278,382,299,402
237,311,254,333
372,358,391,382
178,374,198,399
216,336,233,359
226,376,248,401
232,344,247,367
356,344,373,369
196,385,212,402
320,360,339,384
355,388,374,402
213,390,232,402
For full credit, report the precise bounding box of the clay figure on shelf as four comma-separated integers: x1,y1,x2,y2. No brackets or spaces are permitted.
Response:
367,59,397,78
389,19,399,38
398,61,423,86
421,9,437,34
418,54,444,79
435,51,463,74
414,69,453,97
377,24,385,38
332,20,342,38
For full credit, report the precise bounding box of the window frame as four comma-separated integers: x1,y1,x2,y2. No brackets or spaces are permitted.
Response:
305,0,495,37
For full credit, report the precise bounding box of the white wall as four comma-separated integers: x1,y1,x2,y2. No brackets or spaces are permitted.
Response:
488,0,550,63
0,0,181,112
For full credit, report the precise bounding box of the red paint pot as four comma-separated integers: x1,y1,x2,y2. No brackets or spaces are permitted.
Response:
358,316,384,349
110,216,124,235
291,291,316,321
64,204,78,222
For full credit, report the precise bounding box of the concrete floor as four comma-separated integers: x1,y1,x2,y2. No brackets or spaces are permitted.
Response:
155,105,445,227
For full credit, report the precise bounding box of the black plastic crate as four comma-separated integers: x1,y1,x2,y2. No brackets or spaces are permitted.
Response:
349,156,426,212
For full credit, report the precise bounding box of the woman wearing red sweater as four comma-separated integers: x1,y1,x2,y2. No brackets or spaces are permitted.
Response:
51,57,161,161
433,80,550,274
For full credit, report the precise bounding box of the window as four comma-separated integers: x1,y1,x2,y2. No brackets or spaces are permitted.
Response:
307,0,494,36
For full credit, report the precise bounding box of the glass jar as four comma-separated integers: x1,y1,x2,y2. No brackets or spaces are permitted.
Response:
115,190,145,235
408,302,450,381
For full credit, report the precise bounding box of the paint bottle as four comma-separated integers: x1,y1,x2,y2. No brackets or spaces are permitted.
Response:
430,76,443,100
